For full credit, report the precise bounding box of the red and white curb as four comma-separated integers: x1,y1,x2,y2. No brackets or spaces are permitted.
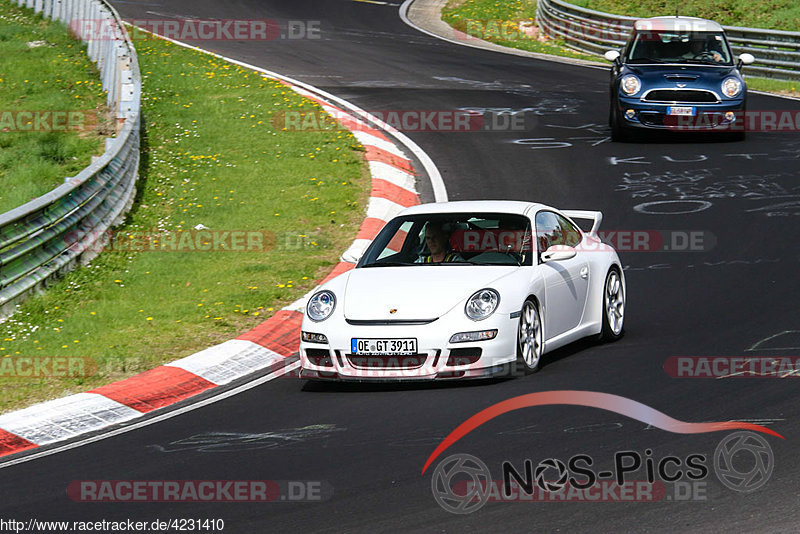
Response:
0,34,445,459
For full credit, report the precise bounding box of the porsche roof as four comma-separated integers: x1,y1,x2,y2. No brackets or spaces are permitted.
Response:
399,200,551,217
634,17,725,33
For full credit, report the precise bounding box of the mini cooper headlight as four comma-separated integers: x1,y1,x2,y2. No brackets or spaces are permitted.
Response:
306,290,336,322
722,77,742,98
620,75,641,96
465,289,500,321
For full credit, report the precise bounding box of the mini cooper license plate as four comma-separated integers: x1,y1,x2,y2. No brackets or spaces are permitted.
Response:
667,106,696,116
351,338,417,355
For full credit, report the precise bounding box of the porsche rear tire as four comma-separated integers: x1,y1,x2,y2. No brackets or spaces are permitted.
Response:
600,268,625,341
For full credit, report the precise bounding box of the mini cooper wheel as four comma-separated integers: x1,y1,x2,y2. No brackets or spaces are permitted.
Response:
600,268,625,341
517,299,543,373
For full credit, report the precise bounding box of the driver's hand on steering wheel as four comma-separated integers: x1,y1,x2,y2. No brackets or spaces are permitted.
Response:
698,50,723,62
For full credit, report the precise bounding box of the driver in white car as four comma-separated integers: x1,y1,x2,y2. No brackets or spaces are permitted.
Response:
416,222,464,263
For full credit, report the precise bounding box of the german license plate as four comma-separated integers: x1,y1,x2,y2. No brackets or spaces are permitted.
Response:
351,338,417,355
667,106,696,116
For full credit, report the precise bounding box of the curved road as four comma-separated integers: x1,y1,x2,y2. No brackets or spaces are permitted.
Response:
2,1,800,531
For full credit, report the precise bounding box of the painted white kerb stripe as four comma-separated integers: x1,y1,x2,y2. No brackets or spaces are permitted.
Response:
166,339,286,386
0,393,141,446
0,361,300,470
369,161,416,192
353,131,409,158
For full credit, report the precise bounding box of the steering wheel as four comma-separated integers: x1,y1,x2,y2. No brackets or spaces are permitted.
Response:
697,50,720,62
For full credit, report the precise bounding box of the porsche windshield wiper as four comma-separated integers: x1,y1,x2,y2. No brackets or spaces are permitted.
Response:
628,57,662,63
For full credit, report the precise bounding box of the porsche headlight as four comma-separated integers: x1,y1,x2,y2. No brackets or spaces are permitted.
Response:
620,75,641,96
465,289,500,321
306,290,336,322
722,77,742,98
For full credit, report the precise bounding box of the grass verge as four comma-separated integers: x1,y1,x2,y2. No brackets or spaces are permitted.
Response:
570,0,800,32
441,0,799,98
0,31,370,413
442,0,598,62
0,1,111,214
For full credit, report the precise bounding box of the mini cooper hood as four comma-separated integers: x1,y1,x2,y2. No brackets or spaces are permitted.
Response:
626,64,737,85
342,266,517,321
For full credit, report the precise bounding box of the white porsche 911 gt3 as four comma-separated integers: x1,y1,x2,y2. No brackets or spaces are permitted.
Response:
299,201,625,381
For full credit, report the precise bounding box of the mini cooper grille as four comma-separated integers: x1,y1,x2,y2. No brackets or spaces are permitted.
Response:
346,354,427,369
642,90,719,103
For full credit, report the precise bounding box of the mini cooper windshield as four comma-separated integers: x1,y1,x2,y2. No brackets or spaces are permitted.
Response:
628,31,733,65
358,213,535,267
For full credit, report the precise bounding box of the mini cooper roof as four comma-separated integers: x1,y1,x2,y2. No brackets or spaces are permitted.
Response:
633,16,725,34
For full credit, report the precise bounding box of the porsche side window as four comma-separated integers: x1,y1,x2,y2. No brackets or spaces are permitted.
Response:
534,211,560,252
556,215,582,248
535,211,582,252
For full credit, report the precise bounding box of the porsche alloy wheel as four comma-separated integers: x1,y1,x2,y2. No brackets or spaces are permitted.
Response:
601,268,625,341
517,299,543,373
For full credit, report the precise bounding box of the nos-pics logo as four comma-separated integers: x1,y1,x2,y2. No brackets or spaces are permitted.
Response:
430,431,775,514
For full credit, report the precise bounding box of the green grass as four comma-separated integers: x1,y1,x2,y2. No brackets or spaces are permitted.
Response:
570,0,800,32
442,0,800,98
0,1,111,214
0,33,369,413
746,76,799,97
442,0,598,62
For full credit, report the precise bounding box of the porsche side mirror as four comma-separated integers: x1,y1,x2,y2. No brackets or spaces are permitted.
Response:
604,50,621,62
541,245,577,262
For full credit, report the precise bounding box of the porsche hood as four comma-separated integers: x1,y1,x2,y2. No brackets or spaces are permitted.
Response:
340,266,517,321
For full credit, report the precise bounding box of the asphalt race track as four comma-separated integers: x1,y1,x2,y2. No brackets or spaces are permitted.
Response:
2,1,800,531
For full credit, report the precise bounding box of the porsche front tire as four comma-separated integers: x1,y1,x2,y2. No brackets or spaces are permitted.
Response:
517,299,543,374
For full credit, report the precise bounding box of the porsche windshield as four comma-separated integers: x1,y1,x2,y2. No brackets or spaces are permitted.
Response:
628,31,733,65
357,213,534,267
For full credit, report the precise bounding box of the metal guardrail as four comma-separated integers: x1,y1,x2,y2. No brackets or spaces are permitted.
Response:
0,0,141,317
537,0,800,81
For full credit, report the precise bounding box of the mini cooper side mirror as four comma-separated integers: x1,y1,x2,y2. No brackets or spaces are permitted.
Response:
541,245,578,262
604,50,621,62
738,53,755,68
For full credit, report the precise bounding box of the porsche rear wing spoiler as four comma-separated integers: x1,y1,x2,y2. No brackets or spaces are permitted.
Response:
562,210,603,236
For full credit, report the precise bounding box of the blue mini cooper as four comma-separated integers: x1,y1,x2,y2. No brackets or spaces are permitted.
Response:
605,17,754,141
